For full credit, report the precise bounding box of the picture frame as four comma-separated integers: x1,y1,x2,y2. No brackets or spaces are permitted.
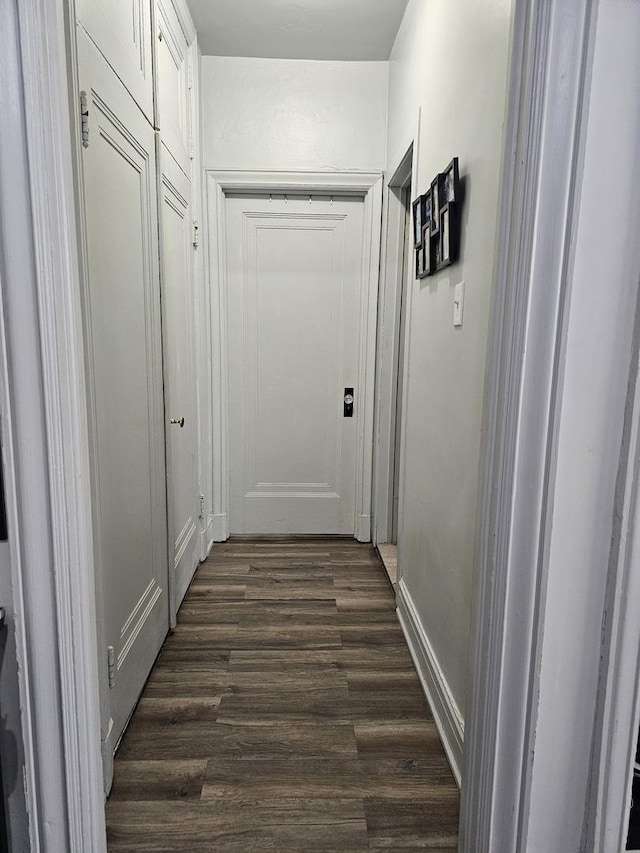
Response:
441,205,450,264
424,190,432,235
417,223,431,278
412,196,423,246
414,157,462,277
443,157,459,204
430,174,444,234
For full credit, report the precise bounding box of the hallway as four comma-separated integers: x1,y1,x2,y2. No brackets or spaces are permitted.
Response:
105,540,459,851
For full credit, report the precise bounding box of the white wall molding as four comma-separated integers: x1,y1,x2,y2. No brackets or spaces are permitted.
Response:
200,514,215,562
7,0,107,848
460,0,597,850
372,144,413,546
355,515,372,544
210,513,228,544
206,169,383,542
393,107,420,590
397,579,464,787
208,170,383,194
588,310,640,852
168,0,197,44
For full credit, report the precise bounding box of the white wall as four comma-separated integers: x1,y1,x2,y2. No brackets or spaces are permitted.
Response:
391,0,513,717
201,56,387,172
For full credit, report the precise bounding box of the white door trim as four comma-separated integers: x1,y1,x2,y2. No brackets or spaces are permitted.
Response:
5,0,107,849
206,170,383,542
372,146,413,547
460,0,597,850
589,325,640,851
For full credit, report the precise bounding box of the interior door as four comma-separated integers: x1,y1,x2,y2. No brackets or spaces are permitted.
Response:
78,32,169,754
75,0,154,123
155,0,191,177
226,193,365,535
159,142,200,615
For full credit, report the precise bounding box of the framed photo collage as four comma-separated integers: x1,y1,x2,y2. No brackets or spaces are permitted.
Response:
413,157,460,279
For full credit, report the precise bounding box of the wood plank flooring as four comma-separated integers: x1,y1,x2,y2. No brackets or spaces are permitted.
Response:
106,539,459,851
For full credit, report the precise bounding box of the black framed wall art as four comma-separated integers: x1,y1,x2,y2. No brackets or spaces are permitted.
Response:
412,157,461,277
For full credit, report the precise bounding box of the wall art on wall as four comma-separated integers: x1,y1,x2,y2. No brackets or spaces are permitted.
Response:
412,196,423,246
418,222,431,278
412,157,461,276
444,157,459,203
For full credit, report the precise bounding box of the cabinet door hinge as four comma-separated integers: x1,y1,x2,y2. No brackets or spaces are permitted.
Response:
80,90,89,148
198,494,205,520
192,220,199,249
107,645,115,688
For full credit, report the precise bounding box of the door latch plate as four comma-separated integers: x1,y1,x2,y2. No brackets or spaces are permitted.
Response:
344,388,354,418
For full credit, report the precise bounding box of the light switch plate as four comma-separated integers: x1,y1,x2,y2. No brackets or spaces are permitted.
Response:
453,281,465,327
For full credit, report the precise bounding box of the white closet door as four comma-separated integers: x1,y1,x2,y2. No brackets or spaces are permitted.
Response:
159,143,199,615
78,32,168,749
76,0,154,123
226,194,365,535
155,0,191,176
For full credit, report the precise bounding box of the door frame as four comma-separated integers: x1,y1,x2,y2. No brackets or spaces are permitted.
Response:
460,0,640,850
2,0,107,849
372,146,413,547
206,170,383,542
460,0,596,847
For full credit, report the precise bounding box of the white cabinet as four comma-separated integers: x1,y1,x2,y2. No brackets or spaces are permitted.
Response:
75,0,204,785
158,141,200,614
155,0,194,176
77,30,169,758
76,0,154,123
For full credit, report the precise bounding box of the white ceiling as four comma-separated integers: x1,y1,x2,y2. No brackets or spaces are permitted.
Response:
186,0,409,61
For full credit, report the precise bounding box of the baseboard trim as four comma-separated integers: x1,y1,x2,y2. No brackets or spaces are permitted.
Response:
200,516,215,562
356,513,371,542
211,512,228,542
396,578,464,787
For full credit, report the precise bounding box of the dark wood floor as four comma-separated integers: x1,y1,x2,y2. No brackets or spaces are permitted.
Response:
106,539,459,851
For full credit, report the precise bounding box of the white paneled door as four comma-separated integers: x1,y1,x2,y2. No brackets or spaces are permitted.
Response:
159,143,200,615
78,32,169,752
75,0,154,123
226,194,365,535
155,0,192,177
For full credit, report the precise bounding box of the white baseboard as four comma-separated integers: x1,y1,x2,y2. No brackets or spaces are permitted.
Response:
101,718,115,796
356,513,371,542
200,516,215,562
211,512,228,542
175,555,198,613
396,578,464,787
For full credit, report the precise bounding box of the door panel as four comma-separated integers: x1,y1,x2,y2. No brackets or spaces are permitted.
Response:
78,32,168,750
226,194,365,535
76,0,153,123
155,0,191,177
159,143,199,614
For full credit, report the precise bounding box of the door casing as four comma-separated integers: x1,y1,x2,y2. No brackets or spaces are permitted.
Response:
206,171,383,543
372,144,414,548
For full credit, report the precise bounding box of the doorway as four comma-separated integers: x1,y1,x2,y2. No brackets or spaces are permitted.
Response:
372,147,414,583
208,171,383,543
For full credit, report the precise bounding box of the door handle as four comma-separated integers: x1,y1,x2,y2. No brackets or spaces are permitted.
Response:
170,417,185,428
344,388,354,418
